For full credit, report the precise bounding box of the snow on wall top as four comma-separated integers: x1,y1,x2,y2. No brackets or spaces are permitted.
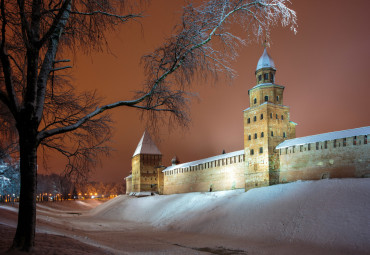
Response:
162,150,244,172
133,131,161,157
124,175,132,179
256,48,276,70
276,126,370,149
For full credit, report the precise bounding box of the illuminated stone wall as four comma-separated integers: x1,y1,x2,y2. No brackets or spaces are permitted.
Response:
278,135,370,182
163,156,245,195
125,176,132,194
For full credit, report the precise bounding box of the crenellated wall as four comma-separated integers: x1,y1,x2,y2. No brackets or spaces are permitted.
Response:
163,152,245,195
278,135,370,182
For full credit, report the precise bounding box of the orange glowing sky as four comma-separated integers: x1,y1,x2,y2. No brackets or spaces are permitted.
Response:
39,0,370,182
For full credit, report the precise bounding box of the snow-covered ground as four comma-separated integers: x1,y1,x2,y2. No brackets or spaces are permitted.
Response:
1,178,369,254
92,178,370,253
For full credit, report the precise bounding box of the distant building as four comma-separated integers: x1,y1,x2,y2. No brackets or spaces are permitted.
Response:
125,48,370,195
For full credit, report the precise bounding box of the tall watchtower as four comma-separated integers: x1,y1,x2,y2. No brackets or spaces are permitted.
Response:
244,48,296,190
131,131,162,193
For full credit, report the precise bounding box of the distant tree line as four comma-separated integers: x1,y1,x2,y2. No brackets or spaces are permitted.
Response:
37,174,125,201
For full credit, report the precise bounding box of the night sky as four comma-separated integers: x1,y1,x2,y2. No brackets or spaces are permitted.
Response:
39,0,370,182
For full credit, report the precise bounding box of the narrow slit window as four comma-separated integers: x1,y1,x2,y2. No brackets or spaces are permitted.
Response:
248,135,251,140
276,95,279,102
261,132,264,138
254,133,257,139
324,141,327,149
283,132,286,138
271,131,274,137
334,139,337,148
260,114,263,120
316,142,319,150
247,118,250,124
254,98,257,104
254,116,257,122
270,113,273,118
365,135,368,144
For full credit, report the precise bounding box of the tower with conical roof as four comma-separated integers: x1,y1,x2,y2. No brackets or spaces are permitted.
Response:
244,48,296,190
131,131,162,193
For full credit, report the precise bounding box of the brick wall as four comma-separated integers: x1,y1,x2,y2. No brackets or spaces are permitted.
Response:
163,155,245,195
279,135,370,182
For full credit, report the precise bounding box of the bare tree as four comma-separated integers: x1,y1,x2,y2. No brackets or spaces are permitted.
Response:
0,0,296,251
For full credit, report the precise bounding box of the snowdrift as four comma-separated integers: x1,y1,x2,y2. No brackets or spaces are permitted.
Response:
92,179,370,252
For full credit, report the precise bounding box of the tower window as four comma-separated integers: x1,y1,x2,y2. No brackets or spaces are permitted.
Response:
283,132,286,138
271,73,274,82
353,136,357,145
276,114,278,119
264,73,268,81
264,95,268,102
247,118,250,124
316,142,319,150
343,138,347,147
271,131,274,137
259,147,263,154
261,132,264,138
308,144,311,150
276,96,279,102
248,135,251,140
270,113,272,118
260,114,263,120
281,115,284,120
250,149,254,155
300,145,303,152
365,135,368,144
254,98,257,104
253,116,257,122
324,141,328,149
254,133,257,139
334,139,337,148
258,75,262,81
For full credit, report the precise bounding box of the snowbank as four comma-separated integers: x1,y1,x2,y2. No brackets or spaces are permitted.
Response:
92,178,370,252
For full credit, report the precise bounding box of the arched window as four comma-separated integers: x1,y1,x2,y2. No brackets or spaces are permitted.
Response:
260,114,263,120
253,116,257,122
247,118,250,124
254,133,257,139
264,73,268,81
261,132,264,138
254,98,257,104
264,95,268,102
283,132,286,138
248,135,251,140
270,113,273,118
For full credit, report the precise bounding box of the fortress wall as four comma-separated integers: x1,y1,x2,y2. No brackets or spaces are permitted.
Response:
125,177,132,194
163,157,245,195
279,135,370,183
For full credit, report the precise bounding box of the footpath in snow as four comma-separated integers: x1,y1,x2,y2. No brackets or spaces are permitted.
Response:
91,178,370,253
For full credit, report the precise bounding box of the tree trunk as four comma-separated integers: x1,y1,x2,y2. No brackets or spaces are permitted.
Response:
12,130,38,251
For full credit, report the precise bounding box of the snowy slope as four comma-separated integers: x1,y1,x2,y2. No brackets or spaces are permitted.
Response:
92,179,370,252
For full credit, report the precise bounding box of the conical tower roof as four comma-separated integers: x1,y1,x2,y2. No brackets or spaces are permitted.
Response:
256,48,276,71
133,131,161,157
